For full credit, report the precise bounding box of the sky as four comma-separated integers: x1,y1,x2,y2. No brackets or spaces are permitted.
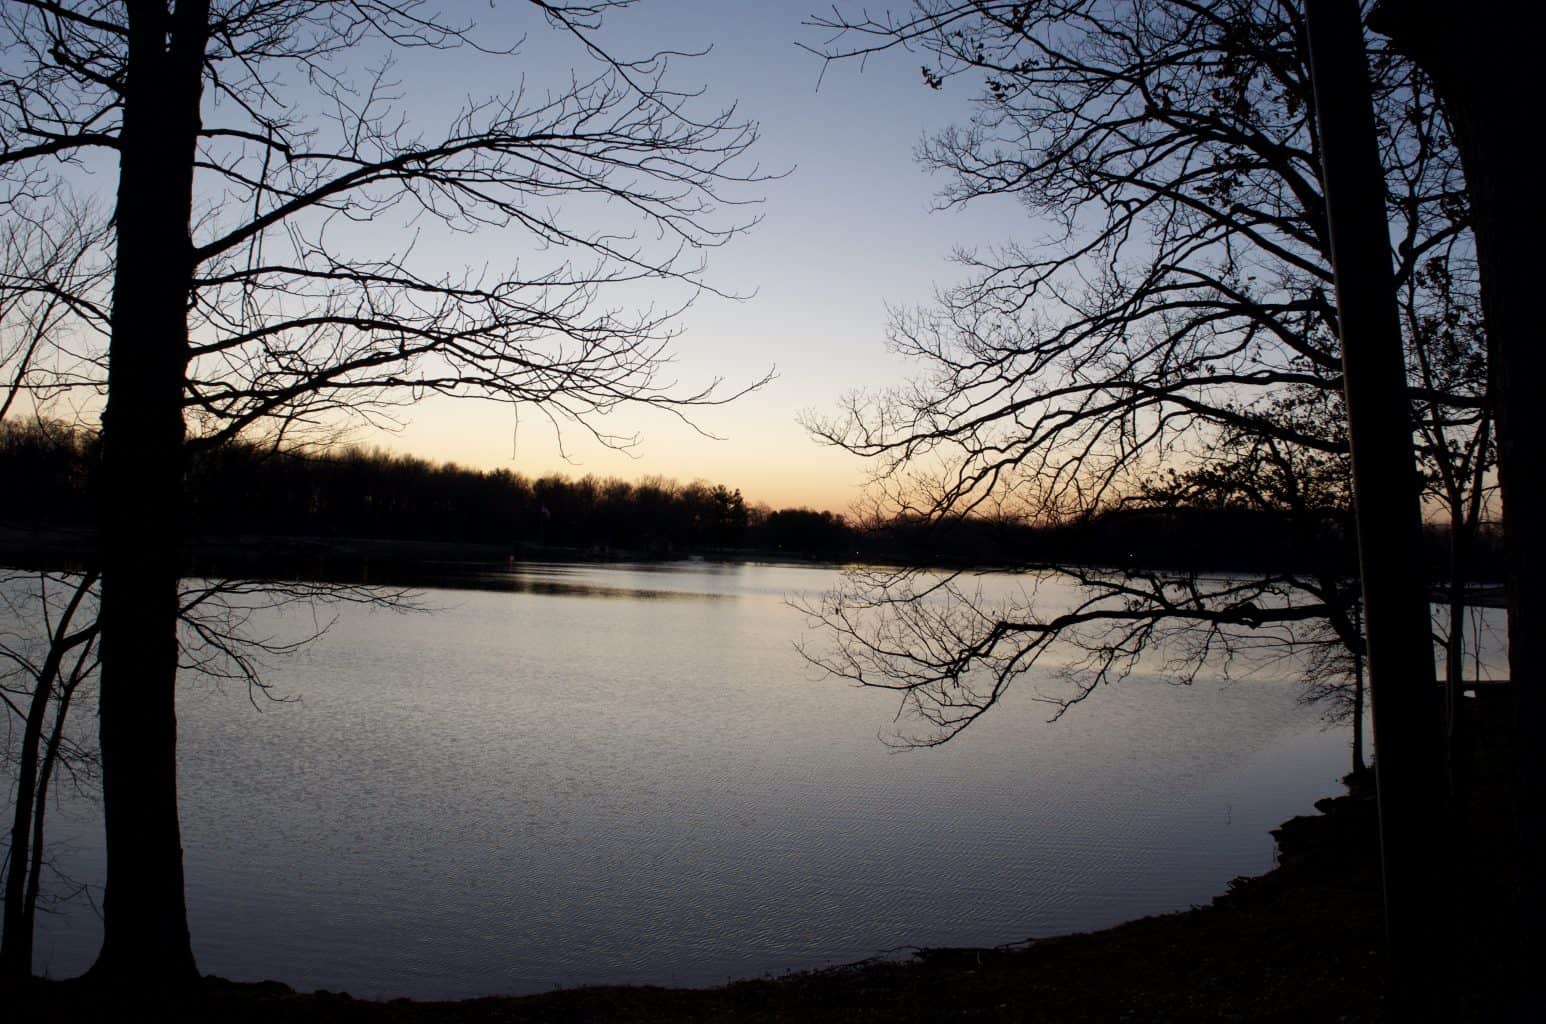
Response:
334,1,1028,514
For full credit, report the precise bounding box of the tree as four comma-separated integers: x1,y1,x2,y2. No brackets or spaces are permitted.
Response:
0,569,410,978
706,484,748,549
0,199,110,425
1398,257,1493,794
800,0,1480,722
1,0,765,984
1367,4,1546,1009
803,4,1502,1002
1302,1,1445,1006
1369,0,1543,699
800,3,1485,1003
1136,384,1370,770
1,570,99,979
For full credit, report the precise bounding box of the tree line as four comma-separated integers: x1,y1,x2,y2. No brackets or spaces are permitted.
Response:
1,417,1502,577
0,420,858,559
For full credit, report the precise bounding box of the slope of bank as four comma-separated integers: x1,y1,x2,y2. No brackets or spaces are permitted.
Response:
5,790,1386,1022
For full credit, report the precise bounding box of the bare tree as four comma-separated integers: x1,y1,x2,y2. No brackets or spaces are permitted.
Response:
803,0,1470,517
1,570,99,979
0,567,416,979
1401,253,1493,756
800,4,1489,1009
799,0,1480,728
1,0,768,984
1362,24,1546,992
0,198,110,423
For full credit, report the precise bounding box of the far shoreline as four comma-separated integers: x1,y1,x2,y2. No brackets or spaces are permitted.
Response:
2,523,1507,612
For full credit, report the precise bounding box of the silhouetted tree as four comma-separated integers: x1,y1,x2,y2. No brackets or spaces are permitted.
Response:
706,484,748,549
0,569,99,979
0,420,95,529
1300,7,1446,1004
801,0,1480,733
755,507,852,558
805,0,1472,520
802,3,1490,1008
1,0,765,985
1369,0,1542,694
1135,385,1368,764
0,570,408,978
0,198,110,424
1368,5,1546,1011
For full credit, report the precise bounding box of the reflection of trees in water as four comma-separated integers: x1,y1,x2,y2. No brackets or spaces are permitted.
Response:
800,565,1350,750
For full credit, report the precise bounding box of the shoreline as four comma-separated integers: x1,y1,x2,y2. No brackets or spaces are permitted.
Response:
1,525,1507,605
4,786,1387,1021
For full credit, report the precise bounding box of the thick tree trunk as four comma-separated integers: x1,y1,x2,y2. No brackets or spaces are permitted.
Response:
1371,1,1546,1014
1304,0,1448,1015
88,0,209,987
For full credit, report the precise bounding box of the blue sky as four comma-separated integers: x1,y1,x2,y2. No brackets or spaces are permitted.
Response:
359,0,1027,513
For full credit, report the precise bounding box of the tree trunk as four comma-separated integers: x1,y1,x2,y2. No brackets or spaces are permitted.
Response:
88,0,209,987
22,642,91,975
1304,0,1448,1015
1352,647,1366,777
1444,494,1469,797
0,574,96,977
1,645,57,978
1371,0,1546,1013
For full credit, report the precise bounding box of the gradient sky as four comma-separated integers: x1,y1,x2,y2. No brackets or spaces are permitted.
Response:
344,1,1028,514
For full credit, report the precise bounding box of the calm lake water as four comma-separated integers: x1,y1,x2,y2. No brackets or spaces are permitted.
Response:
17,561,1359,999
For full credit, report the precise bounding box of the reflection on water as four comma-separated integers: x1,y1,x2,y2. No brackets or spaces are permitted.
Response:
20,562,1368,999
466,575,726,600
460,561,742,601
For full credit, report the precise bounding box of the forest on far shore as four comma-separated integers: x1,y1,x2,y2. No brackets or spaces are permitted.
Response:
0,418,1502,576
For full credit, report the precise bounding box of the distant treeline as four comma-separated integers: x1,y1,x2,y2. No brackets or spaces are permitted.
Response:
0,420,854,558
0,419,1502,577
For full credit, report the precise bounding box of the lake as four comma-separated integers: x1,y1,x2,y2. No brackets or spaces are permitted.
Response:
16,560,1357,999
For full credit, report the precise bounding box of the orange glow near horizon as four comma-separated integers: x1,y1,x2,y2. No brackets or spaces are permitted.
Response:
369,398,868,517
